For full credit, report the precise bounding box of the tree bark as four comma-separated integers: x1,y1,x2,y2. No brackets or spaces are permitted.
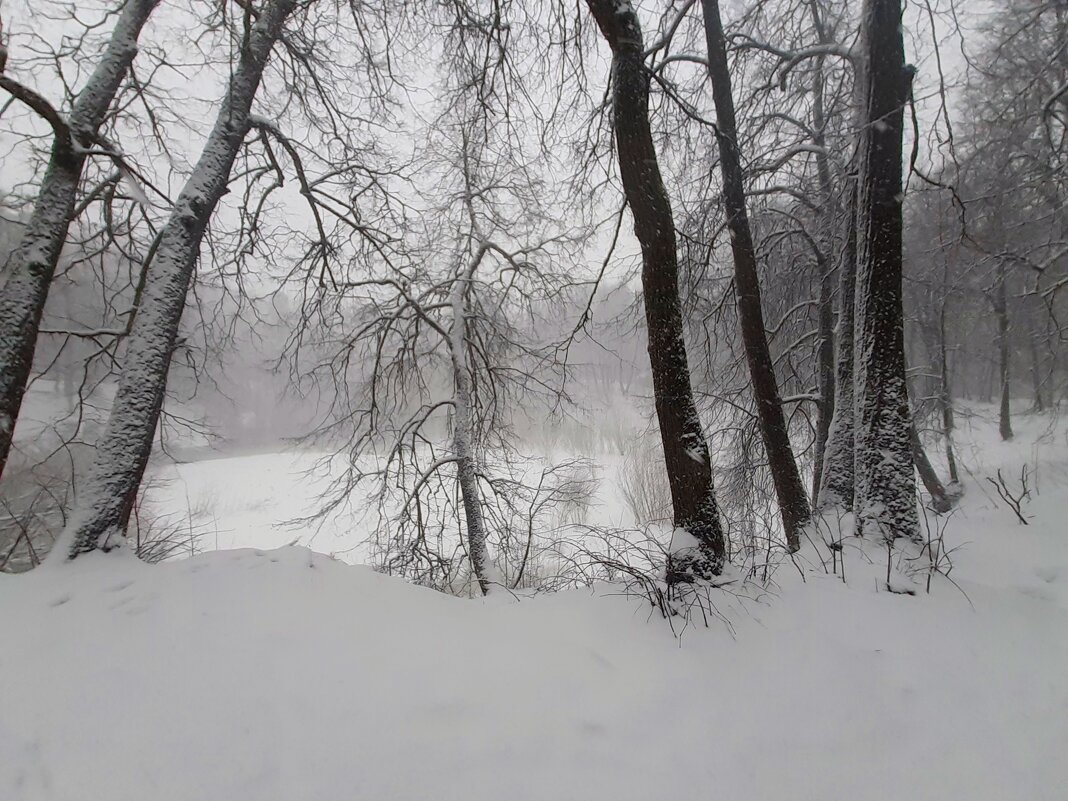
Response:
586,0,727,580
994,260,1014,440
59,0,297,559
937,301,959,485
817,174,858,510
700,0,810,552
1029,329,1045,413
0,0,160,480
852,0,919,542
813,266,836,498
806,0,838,505
450,258,496,595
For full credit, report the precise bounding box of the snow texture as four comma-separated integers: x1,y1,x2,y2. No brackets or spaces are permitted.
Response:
3,413,1068,800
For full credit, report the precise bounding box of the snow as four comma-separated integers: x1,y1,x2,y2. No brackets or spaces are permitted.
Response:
3,411,1068,799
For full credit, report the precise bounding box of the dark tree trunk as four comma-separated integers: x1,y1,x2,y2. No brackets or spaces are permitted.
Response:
1029,322,1045,413
852,0,919,542
60,0,297,559
937,302,959,485
701,0,811,552
818,174,858,510
586,0,726,580
0,0,160,481
994,261,1014,440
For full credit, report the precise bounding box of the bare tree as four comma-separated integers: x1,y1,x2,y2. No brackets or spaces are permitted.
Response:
0,0,161,480
585,0,727,581
286,0,584,595
59,0,303,558
700,0,811,552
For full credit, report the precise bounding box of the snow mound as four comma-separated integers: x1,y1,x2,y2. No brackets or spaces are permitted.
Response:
3,530,1068,800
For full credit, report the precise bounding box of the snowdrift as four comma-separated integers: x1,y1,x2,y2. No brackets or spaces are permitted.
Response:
3,520,1067,800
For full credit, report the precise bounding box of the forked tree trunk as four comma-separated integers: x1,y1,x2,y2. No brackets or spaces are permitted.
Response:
852,0,919,542
59,0,298,559
700,0,810,552
586,0,727,580
0,0,160,480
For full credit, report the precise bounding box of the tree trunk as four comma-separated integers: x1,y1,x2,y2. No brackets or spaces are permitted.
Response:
808,1,839,504
813,266,836,500
852,0,919,542
586,0,727,580
1029,331,1045,413
59,0,297,559
700,0,811,552
450,261,496,596
995,261,1013,440
937,301,959,485
817,175,858,510
0,0,160,480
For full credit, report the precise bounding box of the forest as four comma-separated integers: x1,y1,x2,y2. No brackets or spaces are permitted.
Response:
1,0,1066,799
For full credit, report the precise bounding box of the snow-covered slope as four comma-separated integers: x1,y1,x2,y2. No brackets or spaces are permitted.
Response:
2,411,1068,800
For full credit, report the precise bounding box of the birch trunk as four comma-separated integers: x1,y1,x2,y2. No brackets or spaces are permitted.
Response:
450,258,496,596
586,0,727,580
700,0,810,552
60,0,298,559
0,0,160,480
852,0,919,542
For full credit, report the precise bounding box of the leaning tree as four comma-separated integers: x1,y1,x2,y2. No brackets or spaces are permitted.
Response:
585,0,728,580
0,0,161,480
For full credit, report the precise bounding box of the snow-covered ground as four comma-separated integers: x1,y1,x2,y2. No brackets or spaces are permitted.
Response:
2,409,1067,800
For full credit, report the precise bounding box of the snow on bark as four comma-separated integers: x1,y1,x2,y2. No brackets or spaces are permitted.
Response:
58,0,299,560
449,256,501,596
586,0,727,581
817,175,858,511
851,0,919,542
0,0,161,480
